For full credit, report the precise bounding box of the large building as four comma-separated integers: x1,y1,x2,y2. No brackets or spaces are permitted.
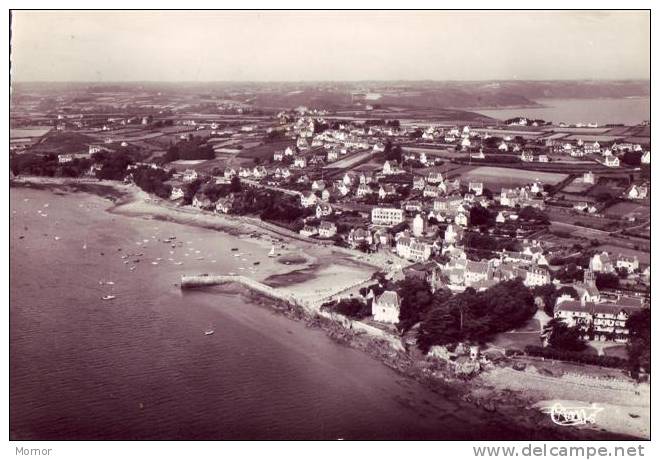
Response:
371,207,404,226
554,298,646,343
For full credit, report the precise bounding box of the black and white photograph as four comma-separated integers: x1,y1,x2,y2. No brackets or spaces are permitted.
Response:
5,5,654,455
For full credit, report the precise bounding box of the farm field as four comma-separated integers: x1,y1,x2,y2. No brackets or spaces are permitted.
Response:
549,222,609,239
603,201,650,220
460,166,568,191
561,176,595,193
237,140,293,160
9,126,51,138
325,150,373,169
546,209,620,232
553,193,598,204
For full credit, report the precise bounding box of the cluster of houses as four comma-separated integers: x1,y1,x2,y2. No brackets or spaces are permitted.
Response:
553,268,646,343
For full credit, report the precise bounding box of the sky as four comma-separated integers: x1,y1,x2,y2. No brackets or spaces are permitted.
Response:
10,10,650,82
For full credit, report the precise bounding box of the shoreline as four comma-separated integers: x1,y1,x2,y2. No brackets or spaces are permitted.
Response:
10,176,401,273
10,176,647,440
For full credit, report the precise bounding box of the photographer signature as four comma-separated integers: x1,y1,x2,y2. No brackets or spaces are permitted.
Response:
542,402,604,426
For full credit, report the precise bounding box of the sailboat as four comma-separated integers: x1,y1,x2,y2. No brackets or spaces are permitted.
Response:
268,245,276,257
82,241,87,250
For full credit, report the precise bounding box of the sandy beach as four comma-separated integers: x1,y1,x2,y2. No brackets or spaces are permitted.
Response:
10,176,385,306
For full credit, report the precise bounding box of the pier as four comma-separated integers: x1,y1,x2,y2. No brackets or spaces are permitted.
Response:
180,274,310,311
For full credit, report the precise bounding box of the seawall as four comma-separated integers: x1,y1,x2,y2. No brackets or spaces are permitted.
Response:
180,274,403,351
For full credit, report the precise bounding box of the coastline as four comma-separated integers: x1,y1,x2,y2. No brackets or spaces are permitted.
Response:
10,176,648,440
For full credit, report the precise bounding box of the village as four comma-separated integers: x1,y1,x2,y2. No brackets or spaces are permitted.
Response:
10,86,651,382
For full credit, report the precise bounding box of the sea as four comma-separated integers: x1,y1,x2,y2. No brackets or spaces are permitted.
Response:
10,185,535,440
474,97,650,126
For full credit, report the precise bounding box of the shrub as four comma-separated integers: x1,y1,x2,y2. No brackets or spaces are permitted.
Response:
524,345,628,369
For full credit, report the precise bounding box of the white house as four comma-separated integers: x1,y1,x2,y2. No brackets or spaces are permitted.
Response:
372,291,401,324
170,186,185,201
318,221,337,239
520,151,534,162
583,171,595,184
427,171,444,184
641,151,650,164
628,185,648,200
454,212,468,227
299,225,318,237
604,155,620,168
468,182,483,196
589,252,615,273
371,207,404,226
616,255,639,272
315,203,333,218
379,185,397,200
356,183,373,198
444,224,464,244
182,169,198,182
293,156,307,168
396,237,431,262
300,192,318,208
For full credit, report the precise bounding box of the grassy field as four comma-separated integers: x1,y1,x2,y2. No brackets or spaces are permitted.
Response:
10,127,52,139
460,166,568,191
29,131,97,154
603,201,650,220
236,140,293,161
549,222,609,239
560,177,594,194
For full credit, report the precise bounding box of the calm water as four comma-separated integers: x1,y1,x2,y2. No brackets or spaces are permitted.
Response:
10,186,531,440
475,97,650,126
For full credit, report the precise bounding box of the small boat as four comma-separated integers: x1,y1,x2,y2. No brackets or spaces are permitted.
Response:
231,248,239,251
253,261,260,265
151,261,159,265
204,330,215,336
102,295,116,300
53,236,60,240
174,262,183,265
129,266,136,271
82,242,87,250
268,246,276,257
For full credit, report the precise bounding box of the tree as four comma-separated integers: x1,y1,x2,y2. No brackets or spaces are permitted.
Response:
622,150,643,167
331,298,370,319
595,272,619,290
230,176,242,193
395,278,436,331
518,206,549,225
627,308,650,376
469,205,494,227
416,279,536,353
545,319,587,352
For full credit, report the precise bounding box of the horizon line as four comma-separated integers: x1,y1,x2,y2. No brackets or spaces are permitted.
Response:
11,78,651,84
